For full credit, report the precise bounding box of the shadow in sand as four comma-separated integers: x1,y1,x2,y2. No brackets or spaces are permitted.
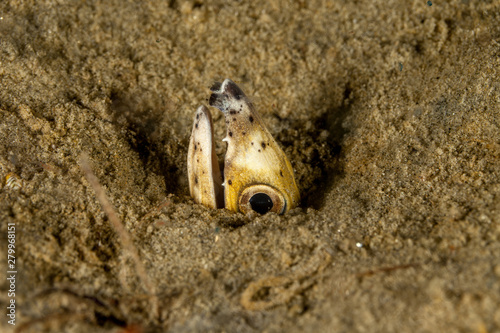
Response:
299,84,353,210
108,90,183,195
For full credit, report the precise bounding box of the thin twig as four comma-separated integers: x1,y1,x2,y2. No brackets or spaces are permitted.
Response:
80,154,159,320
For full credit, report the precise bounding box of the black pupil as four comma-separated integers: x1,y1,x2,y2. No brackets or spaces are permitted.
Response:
249,193,273,214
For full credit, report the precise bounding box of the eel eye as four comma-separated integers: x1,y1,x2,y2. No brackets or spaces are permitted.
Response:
238,185,286,215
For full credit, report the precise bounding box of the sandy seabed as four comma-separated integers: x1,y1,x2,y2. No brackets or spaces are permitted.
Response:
1,0,499,332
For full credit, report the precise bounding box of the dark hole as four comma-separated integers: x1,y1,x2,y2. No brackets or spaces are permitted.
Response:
209,93,219,106
249,193,273,214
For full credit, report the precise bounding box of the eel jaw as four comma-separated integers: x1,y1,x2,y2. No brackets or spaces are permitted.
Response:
187,105,224,209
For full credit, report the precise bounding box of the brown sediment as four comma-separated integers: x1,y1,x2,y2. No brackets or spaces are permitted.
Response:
0,0,499,332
